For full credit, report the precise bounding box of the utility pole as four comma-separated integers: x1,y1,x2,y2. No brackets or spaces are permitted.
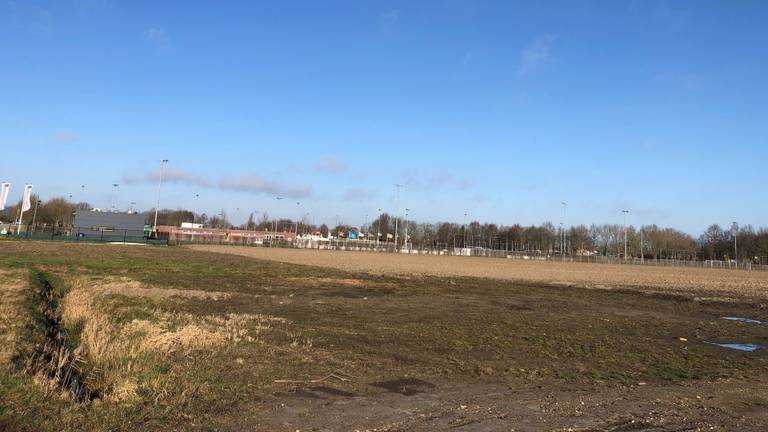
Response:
732,221,738,264
294,202,301,241
464,212,469,249
153,159,168,231
192,194,199,225
31,200,41,233
561,202,567,256
640,228,644,263
394,183,405,250
622,209,629,260
404,208,410,252
111,183,119,212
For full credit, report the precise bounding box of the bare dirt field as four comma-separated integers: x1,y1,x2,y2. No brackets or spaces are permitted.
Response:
3,241,768,431
190,245,768,299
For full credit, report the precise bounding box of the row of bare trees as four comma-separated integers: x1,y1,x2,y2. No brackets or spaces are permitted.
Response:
2,196,765,263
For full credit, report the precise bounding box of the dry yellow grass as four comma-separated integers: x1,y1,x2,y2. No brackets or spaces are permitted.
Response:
58,276,288,401
190,245,768,299
0,269,27,368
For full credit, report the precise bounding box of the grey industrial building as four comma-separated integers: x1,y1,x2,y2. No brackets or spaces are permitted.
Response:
72,210,146,240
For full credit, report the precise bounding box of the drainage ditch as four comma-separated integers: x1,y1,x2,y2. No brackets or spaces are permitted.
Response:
27,271,97,401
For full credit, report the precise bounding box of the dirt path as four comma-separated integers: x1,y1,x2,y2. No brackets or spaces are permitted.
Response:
189,246,768,299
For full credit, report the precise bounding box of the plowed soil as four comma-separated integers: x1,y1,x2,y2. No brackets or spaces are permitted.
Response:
190,245,768,299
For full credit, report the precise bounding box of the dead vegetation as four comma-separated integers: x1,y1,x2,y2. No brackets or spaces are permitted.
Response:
0,270,27,368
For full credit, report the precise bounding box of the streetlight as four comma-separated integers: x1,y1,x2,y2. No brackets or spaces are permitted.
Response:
31,200,41,233
404,208,411,252
273,196,284,242
561,201,567,256
464,212,469,249
111,183,119,211
153,159,168,231
294,202,301,240
394,183,405,249
622,209,630,259
192,193,199,225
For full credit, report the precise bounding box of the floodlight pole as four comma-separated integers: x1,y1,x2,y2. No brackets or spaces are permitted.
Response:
394,183,404,250
294,202,301,241
622,209,629,260
192,194,199,225
31,200,41,233
732,221,738,264
153,159,168,231
561,201,567,256
404,208,410,252
111,183,119,212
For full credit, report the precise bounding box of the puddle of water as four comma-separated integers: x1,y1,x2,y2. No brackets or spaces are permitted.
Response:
721,317,767,325
370,378,435,396
705,341,764,352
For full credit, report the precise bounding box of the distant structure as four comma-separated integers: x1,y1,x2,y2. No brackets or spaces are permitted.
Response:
155,226,297,244
73,210,146,239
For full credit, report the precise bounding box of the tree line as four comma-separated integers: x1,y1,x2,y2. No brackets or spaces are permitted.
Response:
2,196,765,263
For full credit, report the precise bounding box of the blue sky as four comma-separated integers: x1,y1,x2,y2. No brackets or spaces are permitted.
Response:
2,0,767,233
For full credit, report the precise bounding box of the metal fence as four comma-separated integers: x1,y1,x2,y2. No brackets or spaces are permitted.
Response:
0,224,166,245
169,236,768,272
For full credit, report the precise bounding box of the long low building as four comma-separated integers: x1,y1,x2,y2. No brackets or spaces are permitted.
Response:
156,226,297,244
73,210,146,239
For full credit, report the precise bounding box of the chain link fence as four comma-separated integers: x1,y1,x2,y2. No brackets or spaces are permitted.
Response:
0,223,166,245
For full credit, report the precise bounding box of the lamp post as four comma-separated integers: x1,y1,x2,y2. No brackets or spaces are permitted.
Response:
464,212,469,249
394,183,405,249
404,208,410,252
192,194,199,225
31,200,41,233
622,209,630,260
561,201,567,256
153,159,168,231
111,183,119,211
732,221,738,264
293,202,302,242
273,196,283,244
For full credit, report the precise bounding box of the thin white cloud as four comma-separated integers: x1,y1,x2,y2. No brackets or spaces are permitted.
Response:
401,170,474,192
50,132,79,145
380,10,399,28
344,187,375,201
219,175,312,198
314,155,348,175
518,35,554,75
144,27,168,45
122,168,211,187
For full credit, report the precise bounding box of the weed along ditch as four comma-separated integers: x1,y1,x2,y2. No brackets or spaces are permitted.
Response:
25,271,97,401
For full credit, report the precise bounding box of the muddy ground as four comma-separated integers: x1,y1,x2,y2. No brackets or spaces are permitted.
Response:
190,245,768,299
1,241,767,431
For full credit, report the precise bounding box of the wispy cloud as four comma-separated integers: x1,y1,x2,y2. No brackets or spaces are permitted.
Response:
144,27,168,45
122,168,313,199
219,175,312,198
401,170,474,192
122,168,211,187
344,187,375,201
314,155,348,175
518,35,554,75
50,132,79,145
379,10,399,28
